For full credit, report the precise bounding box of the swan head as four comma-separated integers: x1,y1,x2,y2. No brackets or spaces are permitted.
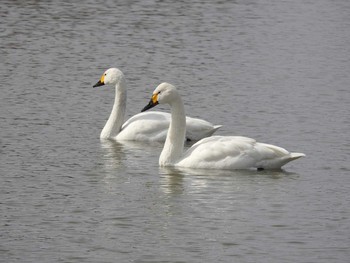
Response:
93,68,125,87
141,82,178,112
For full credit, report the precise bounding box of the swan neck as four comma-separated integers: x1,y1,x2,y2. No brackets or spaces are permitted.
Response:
159,96,186,166
100,80,127,139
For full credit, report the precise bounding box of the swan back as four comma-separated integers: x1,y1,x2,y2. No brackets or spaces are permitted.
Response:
177,136,305,170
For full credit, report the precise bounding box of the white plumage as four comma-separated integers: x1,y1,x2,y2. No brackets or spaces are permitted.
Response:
142,82,305,170
93,68,221,142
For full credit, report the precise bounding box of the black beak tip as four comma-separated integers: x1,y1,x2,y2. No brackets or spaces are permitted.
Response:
141,100,158,112
93,80,104,88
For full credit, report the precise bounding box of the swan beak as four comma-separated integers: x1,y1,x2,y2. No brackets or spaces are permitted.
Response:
93,80,104,87
141,93,159,112
93,75,105,88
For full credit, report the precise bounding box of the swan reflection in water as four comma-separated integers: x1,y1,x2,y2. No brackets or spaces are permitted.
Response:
99,139,127,170
99,139,163,174
158,166,299,195
99,139,200,173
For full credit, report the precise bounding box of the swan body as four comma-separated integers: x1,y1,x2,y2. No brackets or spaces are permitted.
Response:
93,68,221,142
142,83,305,170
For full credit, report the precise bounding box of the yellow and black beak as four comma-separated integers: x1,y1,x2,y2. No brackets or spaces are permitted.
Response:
141,93,159,112
93,74,105,88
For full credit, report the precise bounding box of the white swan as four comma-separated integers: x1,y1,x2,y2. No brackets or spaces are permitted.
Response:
93,68,221,141
142,82,305,170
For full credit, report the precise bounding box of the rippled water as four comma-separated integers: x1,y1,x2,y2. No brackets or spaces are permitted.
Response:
1,1,349,262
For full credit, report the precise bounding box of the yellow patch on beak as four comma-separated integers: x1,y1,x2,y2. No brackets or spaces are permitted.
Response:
152,93,158,104
100,74,105,84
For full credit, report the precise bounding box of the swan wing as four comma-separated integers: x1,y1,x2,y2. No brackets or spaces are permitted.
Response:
118,111,220,142
184,116,222,141
118,111,170,141
177,136,303,169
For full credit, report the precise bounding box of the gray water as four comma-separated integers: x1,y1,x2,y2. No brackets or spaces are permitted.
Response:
1,0,349,262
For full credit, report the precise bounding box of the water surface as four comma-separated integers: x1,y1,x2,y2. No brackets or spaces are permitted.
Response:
1,1,349,262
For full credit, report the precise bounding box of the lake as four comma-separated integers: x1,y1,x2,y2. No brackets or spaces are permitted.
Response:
1,0,349,262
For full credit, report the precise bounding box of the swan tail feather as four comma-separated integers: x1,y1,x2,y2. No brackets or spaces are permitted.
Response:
290,152,306,160
277,152,305,168
213,125,223,131
257,152,305,169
